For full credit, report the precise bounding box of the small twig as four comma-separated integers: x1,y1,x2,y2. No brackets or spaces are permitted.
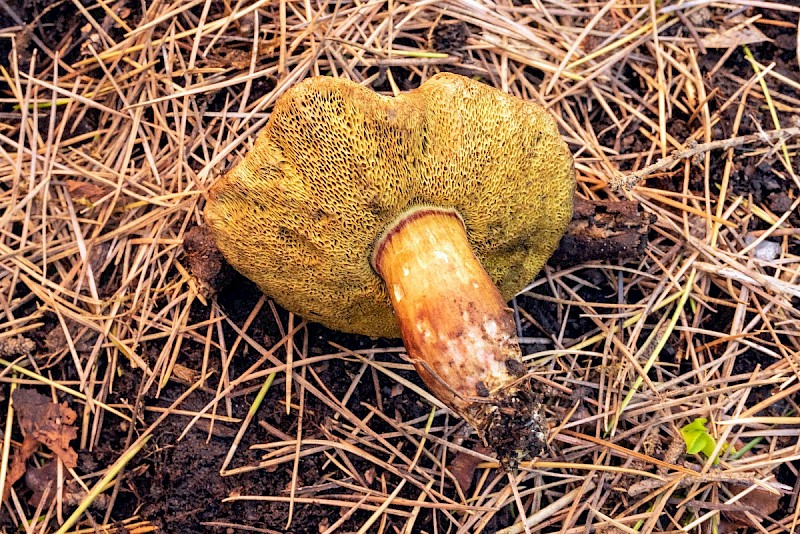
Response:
694,261,800,299
628,470,781,498
613,127,800,191
496,481,596,534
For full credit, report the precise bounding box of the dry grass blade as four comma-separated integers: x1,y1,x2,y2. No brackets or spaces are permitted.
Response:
0,0,798,532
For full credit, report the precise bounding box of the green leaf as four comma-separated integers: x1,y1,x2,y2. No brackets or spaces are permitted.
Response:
680,418,718,458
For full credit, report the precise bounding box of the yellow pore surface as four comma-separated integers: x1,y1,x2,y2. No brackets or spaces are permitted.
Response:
205,73,575,338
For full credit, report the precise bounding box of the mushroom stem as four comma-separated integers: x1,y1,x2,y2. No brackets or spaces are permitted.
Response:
372,206,547,470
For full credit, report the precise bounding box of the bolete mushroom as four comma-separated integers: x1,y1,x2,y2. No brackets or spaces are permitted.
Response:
205,73,575,470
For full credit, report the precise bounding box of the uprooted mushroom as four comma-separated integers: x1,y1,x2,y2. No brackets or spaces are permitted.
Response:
204,73,575,470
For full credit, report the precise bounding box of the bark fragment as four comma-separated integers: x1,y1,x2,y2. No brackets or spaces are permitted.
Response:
551,197,655,266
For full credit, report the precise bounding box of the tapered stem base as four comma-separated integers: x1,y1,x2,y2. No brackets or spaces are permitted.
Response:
372,207,547,470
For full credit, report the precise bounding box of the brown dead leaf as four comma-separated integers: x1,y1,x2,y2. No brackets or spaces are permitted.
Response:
447,446,489,493
25,460,58,506
25,460,110,510
192,418,238,439
170,362,202,386
1,435,37,503
720,487,782,532
1,391,81,505
45,320,96,354
702,19,770,49
65,179,108,204
364,467,376,486
12,389,78,468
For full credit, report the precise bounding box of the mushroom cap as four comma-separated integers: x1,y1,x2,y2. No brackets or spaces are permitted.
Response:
205,73,575,338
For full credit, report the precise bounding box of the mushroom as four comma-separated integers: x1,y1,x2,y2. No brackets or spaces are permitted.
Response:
204,73,575,470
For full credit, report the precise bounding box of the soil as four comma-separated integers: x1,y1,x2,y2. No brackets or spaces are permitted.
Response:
1,2,798,533
105,282,451,532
